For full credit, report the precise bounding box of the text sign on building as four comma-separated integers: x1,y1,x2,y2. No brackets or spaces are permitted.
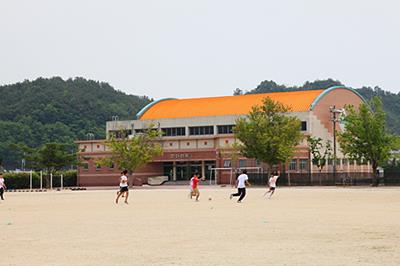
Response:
170,153,192,159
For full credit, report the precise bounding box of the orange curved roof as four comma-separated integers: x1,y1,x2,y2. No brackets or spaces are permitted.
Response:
139,90,325,120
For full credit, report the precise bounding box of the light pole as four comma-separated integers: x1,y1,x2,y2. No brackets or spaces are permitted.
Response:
329,106,344,183
86,132,94,140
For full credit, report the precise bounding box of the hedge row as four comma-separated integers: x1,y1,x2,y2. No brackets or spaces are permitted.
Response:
3,170,77,189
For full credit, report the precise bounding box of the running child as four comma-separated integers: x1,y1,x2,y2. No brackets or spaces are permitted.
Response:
230,169,251,203
0,173,6,200
265,171,279,199
190,172,205,201
115,170,129,204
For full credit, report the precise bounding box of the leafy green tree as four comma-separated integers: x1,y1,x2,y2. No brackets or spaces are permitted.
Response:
307,137,332,184
10,142,77,187
233,88,244,95
234,97,303,174
0,77,151,169
338,97,395,185
97,127,163,186
11,143,76,173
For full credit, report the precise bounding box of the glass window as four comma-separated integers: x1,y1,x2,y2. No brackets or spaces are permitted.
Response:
82,162,89,170
189,126,214,135
217,125,235,134
109,129,132,139
162,127,186,137
223,160,231,167
239,159,246,168
301,121,307,131
299,159,308,170
289,159,297,170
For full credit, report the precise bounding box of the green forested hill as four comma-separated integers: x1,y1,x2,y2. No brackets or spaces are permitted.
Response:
0,77,151,169
240,79,400,135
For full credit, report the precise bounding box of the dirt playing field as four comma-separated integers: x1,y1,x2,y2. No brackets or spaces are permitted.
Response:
1,186,400,266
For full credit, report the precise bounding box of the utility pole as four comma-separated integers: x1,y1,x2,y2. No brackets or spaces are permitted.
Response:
330,106,344,183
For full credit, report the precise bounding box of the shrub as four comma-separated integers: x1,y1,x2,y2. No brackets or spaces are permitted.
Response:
3,170,77,189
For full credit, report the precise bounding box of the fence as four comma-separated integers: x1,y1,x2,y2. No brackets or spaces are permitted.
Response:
246,171,400,186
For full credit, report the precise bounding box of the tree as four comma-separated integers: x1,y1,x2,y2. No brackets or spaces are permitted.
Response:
234,97,304,174
307,137,332,184
11,143,77,173
97,127,163,186
338,97,395,185
233,88,244,96
10,142,77,188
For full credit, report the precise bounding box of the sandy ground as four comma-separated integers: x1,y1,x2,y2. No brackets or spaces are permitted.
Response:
1,186,400,266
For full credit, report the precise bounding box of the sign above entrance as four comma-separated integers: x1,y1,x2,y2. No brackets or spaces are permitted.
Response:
170,153,192,159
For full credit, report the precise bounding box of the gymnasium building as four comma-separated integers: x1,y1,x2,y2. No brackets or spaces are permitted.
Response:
76,86,371,186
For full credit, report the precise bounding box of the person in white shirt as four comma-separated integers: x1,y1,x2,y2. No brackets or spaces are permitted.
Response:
265,171,279,199
230,170,251,203
0,173,6,200
115,170,129,204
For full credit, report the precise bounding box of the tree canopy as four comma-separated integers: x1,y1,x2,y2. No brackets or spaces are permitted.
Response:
234,97,303,171
97,127,163,183
0,77,151,169
338,97,395,185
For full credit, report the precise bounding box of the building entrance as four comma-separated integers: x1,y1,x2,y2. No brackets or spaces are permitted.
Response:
163,161,216,181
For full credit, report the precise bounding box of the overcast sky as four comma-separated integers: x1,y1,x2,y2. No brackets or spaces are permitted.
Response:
1,0,399,99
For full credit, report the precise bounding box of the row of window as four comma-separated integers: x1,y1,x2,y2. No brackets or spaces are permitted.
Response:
162,127,186,136
156,121,307,137
109,129,132,139
312,158,370,166
126,121,308,138
82,162,114,170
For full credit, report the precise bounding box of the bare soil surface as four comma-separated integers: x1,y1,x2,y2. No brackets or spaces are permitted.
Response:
1,187,400,266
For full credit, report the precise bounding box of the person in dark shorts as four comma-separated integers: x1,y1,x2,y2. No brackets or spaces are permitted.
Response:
116,170,129,204
0,173,6,200
230,170,251,203
265,171,279,199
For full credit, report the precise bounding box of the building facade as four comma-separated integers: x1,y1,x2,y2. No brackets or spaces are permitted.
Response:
76,86,370,186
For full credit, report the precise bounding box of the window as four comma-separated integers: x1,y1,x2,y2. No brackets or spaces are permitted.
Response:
299,159,308,171
109,162,114,169
301,121,307,131
239,159,246,168
217,125,234,134
328,159,333,165
109,129,132,139
223,160,231,167
95,163,101,170
82,162,89,170
289,159,297,170
161,127,185,137
342,159,348,165
189,126,214,135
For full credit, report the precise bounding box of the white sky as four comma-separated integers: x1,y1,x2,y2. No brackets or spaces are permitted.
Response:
1,0,399,99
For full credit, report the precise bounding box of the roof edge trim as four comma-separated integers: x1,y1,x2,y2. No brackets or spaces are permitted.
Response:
136,98,176,119
309,86,366,110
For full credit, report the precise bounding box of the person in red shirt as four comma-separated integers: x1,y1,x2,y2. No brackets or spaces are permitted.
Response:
190,172,205,201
